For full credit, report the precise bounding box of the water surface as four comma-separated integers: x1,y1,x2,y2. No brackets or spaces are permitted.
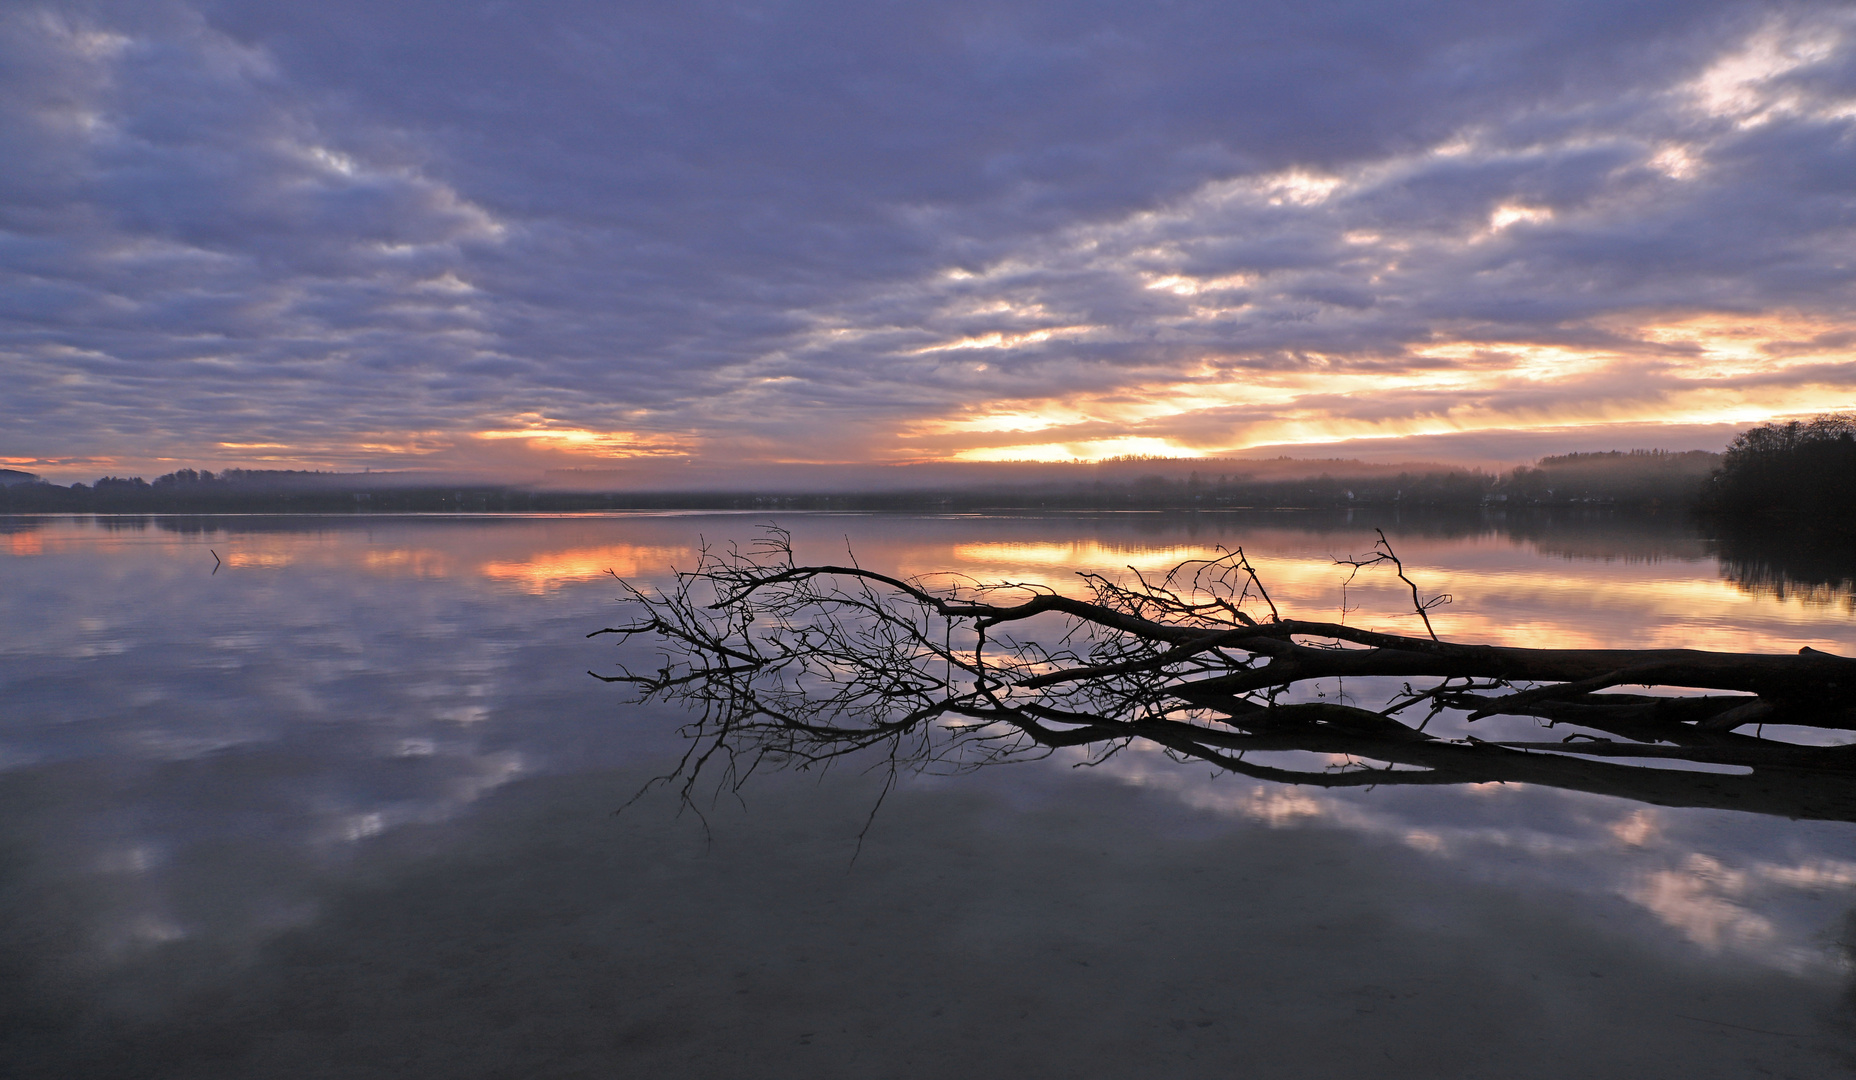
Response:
2,511,1853,1077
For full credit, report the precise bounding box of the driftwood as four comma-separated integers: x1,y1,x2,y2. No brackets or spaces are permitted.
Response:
592,528,1856,822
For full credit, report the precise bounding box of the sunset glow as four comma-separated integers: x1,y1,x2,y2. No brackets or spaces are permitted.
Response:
2,4,1854,481
474,425,691,458
11,4,1856,1066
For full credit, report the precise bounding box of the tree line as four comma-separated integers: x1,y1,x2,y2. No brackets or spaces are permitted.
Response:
0,416,1847,517
1703,414,1856,529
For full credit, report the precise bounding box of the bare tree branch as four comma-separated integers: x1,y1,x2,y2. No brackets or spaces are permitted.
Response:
596,528,1856,822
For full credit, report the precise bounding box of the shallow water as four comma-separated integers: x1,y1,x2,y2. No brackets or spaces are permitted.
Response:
2,511,1853,1077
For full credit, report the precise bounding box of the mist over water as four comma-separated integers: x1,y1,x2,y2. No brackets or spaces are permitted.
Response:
2,511,1854,1077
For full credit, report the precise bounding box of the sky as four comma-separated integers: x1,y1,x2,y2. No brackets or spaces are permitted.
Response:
3,0,1855,483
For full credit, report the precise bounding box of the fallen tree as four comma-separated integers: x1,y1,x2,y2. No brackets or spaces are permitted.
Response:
593,529,1856,822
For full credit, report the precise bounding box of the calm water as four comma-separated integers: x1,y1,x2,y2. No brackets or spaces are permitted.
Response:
3,511,1854,1078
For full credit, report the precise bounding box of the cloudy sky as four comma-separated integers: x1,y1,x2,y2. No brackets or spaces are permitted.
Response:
4,0,1855,481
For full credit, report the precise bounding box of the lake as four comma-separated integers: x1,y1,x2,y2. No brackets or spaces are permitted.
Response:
2,510,1853,1078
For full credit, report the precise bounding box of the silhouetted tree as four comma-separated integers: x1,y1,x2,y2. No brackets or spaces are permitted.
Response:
1708,414,1856,525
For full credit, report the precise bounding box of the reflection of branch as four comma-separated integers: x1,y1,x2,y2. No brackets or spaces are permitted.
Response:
594,528,1856,823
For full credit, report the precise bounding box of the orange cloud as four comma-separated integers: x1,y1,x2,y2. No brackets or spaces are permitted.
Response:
883,310,1856,464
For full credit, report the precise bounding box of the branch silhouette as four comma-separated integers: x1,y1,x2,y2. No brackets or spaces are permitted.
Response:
593,528,1856,822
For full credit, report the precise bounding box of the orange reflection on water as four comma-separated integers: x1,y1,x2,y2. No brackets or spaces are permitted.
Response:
905,537,1856,655
224,551,294,569
363,548,459,579
477,544,693,593
6,532,42,556
938,541,1216,593
948,541,1212,569
923,543,1466,630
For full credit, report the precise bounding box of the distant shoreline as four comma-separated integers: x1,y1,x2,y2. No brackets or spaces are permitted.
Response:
0,450,1725,516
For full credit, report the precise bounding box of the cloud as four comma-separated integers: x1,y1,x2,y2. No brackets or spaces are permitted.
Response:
2,0,1854,477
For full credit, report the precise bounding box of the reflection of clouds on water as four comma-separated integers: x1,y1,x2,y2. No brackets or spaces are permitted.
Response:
478,543,693,593
361,546,456,578
1233,785,1328,827
224,551,293,569
0,517,674,984
1610,808,1659,846
152,532,696,594
1762,859,1856,890
948,540,1213,572
0,742,539,989
1630,854,1779,957
3,510,1856,1059
320,750,528,848
11,769,1851,1078
1061,743,1856,976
